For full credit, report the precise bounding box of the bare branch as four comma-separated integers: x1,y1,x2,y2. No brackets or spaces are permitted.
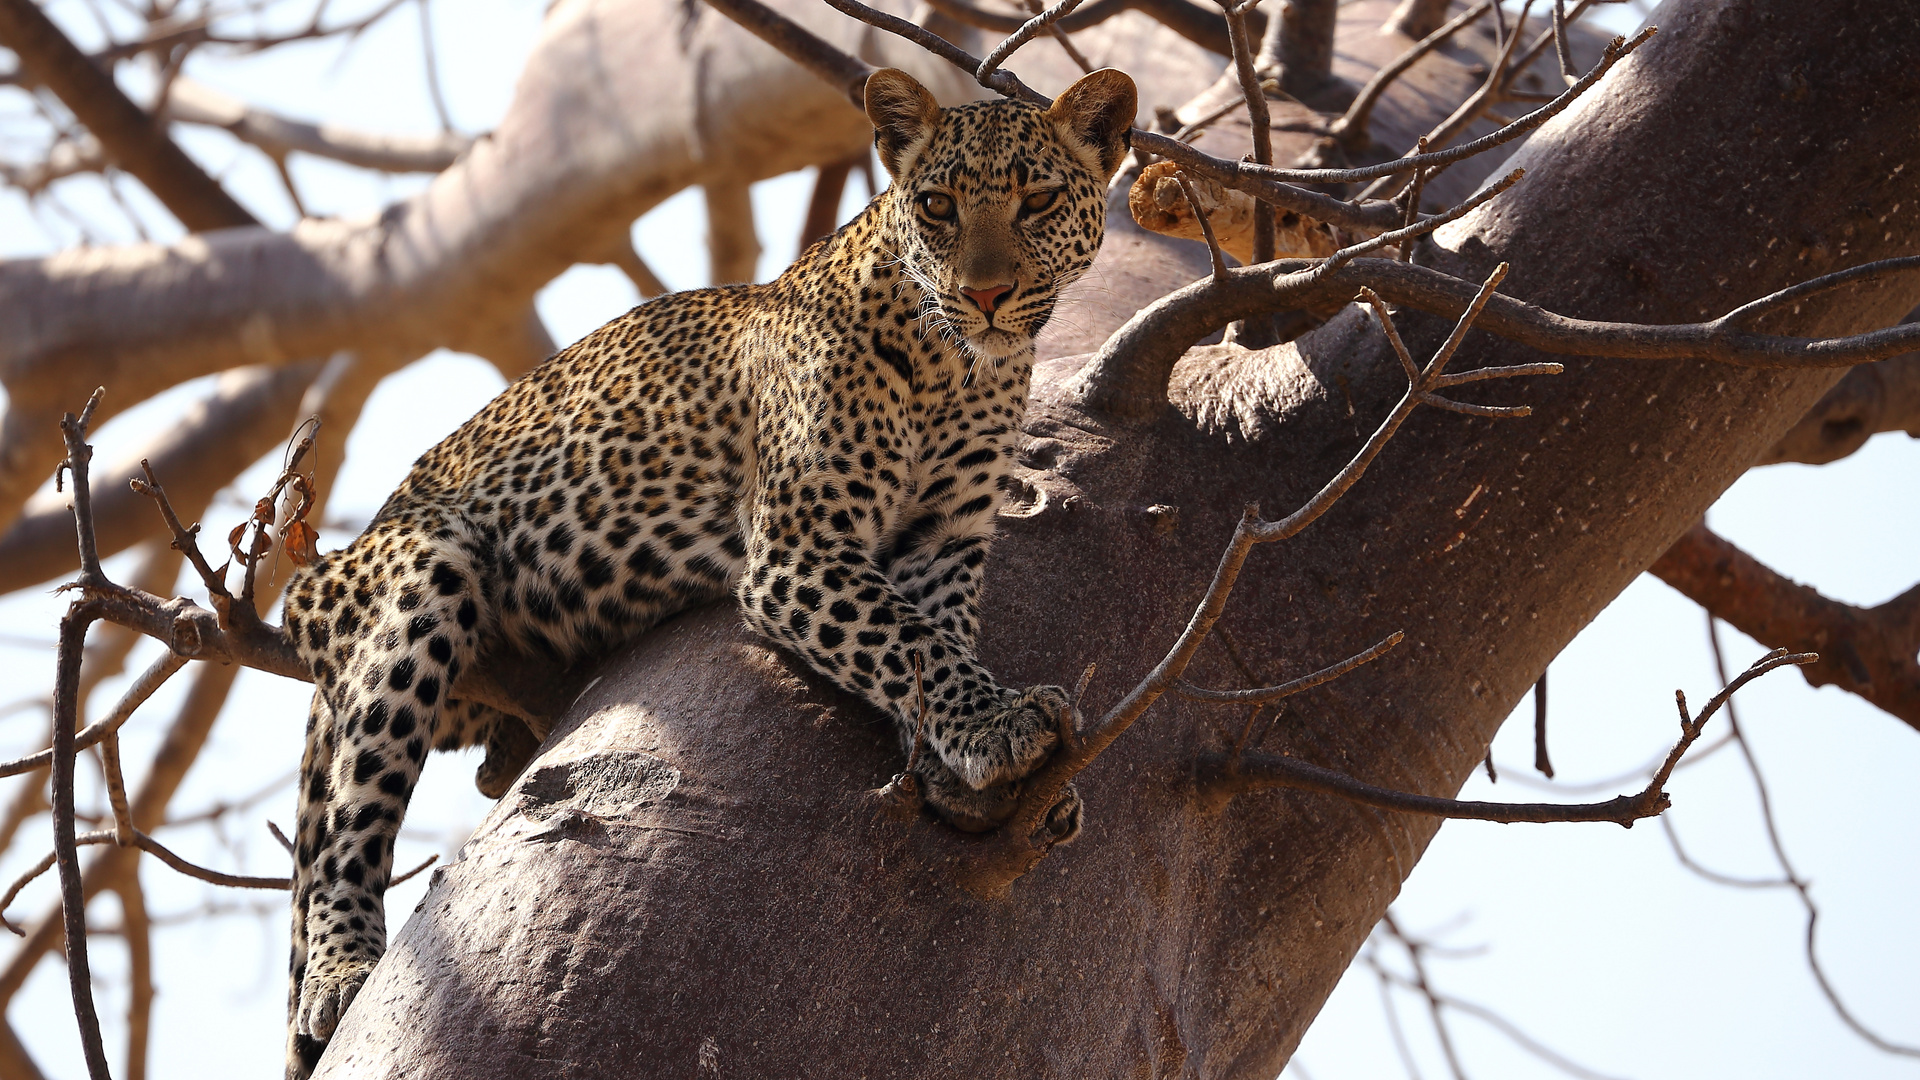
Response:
1719,255,1920,329
1313,167,1522,278
50,397,113,1080
1172,172,1230,281
1070,255,1920,419
1532,671,1552,778
1196,649,1815,825
116,877,152,1080
1328,0,1494,153
1175,630,1404,704
0,362,323,594
164,78,472,174
1551,0,1576,84
915,0,1255,57
1022,0,1095,72
0,0,258,231
1650,522,1920,732
1278,27,1653,185
976,0,1089,84
1700,619,1920,1059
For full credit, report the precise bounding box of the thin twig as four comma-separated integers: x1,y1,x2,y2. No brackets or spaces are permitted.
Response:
388,853,438,889
1328,0,1494,151
2,828,289,901
1532,671,1552,778
1198,648,1815,825
100,731,135,847
1175,631,1403,706
117,877,152,1080
1173,171,1231,281
1659,812,1787,889
1716,255,1920,329
52,395,113,1080
1704,618,1920,1058
1220,0,1274,268
1369,952,1631,1080
1316,169,1523,280
1025,0,1094,72
1551,0,1575,83
976,0,1087,84
0,651,188,779
1382,913,1468,1080
1292,27,1653,188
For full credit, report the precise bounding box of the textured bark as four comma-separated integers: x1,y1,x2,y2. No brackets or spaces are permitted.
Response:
313,1,1920,1077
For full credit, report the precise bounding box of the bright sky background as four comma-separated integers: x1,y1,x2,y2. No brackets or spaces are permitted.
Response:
0,1,1914,1078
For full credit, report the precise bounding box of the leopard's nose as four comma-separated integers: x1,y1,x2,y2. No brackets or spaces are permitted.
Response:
959,283,1014,315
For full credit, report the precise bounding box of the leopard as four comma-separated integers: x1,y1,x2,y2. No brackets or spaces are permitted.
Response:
275,65,1137,1076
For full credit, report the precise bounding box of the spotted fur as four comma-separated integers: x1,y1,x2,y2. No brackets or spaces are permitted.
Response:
277,67,1136,1075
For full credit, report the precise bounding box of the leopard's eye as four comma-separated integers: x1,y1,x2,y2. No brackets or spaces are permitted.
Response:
917,192,956,221
1020,189,1059,217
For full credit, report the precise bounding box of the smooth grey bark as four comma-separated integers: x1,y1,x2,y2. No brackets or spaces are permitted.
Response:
315,2,1920,1077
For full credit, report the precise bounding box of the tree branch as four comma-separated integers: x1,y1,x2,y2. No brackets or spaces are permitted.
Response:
50,394,112,1080
1760,351,1920,465
916,0,1256,56
0,0,258,231
163,78,473,174
1329,1,1494,153
1650,522,1920,732
0,362,323,593
1069,256,1920,419
1198,649,1814,825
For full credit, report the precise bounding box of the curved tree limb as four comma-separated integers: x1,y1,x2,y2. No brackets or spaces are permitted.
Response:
1197,649,1815,824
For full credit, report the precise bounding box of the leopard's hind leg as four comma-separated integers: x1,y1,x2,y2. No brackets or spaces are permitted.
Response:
281,515,494,1071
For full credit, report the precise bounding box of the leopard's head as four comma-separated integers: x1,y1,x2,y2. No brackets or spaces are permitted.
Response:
866,67,1136,364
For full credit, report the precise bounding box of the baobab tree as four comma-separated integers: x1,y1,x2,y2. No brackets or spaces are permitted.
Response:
0,0,1915,1077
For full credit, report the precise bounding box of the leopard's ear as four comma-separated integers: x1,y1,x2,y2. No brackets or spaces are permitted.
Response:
1045,68,1137,179
865,69,941,180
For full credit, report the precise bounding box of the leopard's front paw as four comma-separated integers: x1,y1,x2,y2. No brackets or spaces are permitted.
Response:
944,684,1068,790
920,760,1023,832
1043,783,1083,845
295,957,374,1040
919,762,1083,843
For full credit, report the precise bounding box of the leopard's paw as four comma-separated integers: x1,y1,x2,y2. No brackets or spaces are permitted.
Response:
920,760,1023,832
295,958,373,1040
1042,783,1083,845
944,684,1067,790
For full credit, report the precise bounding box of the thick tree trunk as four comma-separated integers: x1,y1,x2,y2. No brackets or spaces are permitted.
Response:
316,2,1920,1076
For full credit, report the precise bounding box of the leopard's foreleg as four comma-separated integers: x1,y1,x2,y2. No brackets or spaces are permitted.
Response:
281,519,494,1072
